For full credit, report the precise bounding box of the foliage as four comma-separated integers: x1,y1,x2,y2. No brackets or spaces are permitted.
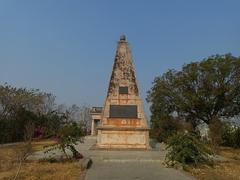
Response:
208,119,240,148
221,122,240,148
208,118,224,147
45,122,84,159
165,133,213,167
150,115,193,142
57,104,92,134
0,83,91,144
0,108,38,143
147,54,240,133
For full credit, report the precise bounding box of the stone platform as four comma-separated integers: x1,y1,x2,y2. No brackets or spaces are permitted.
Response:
97,126,149,149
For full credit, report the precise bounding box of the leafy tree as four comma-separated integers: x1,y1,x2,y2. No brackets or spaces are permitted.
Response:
0,84,44,118
0,84,63,143
150,115,193,142
147,54,240,133
0,108,39,143
0,83,90,145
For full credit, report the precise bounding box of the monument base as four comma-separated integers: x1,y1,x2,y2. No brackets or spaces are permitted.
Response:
97,126,149,149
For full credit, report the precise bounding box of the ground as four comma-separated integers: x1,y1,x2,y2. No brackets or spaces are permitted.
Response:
30,136,194,180
188,147,240,180
0,139,83,180
1,137,240,180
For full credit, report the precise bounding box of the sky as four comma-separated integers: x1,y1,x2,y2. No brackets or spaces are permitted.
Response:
0,0,239,116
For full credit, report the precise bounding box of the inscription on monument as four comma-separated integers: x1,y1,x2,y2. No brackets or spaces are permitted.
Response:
109,105,137,118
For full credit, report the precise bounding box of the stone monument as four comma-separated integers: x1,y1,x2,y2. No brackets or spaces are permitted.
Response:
97,35,149,149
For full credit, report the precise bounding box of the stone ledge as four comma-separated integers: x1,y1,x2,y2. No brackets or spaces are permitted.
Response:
97,126,149,131
79,157,92,170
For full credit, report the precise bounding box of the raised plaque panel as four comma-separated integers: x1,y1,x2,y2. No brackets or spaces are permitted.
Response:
119,87,128,94
109,105,137,118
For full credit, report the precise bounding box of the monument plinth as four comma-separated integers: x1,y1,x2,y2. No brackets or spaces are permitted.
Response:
97,35,149,149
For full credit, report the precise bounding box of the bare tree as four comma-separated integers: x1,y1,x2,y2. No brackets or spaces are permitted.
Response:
14,122,34,180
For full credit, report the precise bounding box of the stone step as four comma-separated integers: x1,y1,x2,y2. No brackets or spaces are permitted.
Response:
102,159,164,163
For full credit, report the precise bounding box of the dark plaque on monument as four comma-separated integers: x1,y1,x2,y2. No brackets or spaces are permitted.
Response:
109,105,137,118
119,86,128,94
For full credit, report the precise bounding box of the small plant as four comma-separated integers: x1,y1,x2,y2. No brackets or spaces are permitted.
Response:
45,122,84,159
165,132,213,167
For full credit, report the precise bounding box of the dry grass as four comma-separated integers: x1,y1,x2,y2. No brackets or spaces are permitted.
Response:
0,161,82,180
189,161,240,180
188,147,240,180
0,139,83,180
217,147,240,160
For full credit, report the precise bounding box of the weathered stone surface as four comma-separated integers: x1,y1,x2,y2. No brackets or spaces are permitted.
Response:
97,130,148,149
97,35,149,149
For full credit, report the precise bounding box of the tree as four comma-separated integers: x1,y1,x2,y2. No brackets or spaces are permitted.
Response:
0,83,43,118
57,104,91,135
147,54,240,132
0,84,60,143
38,93,56,115
0,83,90,144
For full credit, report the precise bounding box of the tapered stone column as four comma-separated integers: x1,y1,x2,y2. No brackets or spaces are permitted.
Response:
97,35,149,149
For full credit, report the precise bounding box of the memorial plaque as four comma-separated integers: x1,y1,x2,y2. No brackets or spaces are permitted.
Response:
119,86,128,94
110,105,137,118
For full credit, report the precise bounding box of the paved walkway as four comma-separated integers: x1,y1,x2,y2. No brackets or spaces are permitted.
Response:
30,136,194,180
83,137,193,180
86,161,192,180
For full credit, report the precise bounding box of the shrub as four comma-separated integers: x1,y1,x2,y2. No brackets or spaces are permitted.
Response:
215,122,240,148
232,127,240,148
165,133,213,167
207,120,240,149
45,122,84,159
221,122,235,147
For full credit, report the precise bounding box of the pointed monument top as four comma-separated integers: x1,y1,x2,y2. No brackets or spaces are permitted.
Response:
107,35,139,96
119,34,126,42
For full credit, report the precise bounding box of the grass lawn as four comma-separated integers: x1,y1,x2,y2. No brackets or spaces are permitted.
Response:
0,139,83,180
188,147,240,180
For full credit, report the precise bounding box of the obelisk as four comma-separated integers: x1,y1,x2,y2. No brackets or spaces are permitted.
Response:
97,35,149,149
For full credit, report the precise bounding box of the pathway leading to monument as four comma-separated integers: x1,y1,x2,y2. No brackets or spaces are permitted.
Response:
29,136,194,180
85,160,193,180
83,136,194,180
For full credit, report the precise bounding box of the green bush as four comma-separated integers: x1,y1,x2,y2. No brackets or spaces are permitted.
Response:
218,122,240,148
233,127,240,148
165,133,213,167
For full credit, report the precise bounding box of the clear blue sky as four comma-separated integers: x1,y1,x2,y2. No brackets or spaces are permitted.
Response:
0,0,239,115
